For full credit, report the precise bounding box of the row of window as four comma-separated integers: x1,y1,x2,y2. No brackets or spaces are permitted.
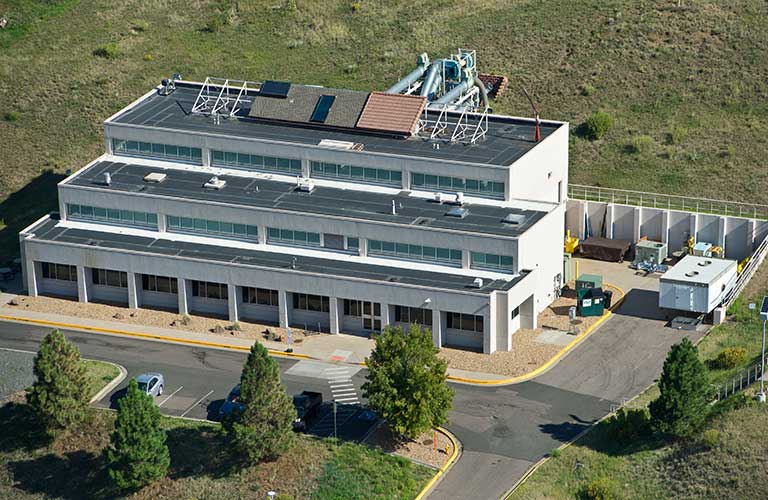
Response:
471,252,514,272
93,269,128,288
293,293,330,313
394,306,434,326
192,280,228,300
242,287,279,307
112,139,202,165
142,275,178,294
446,312,484,333
411,173,505,199
343,299,381,318
167,215,259,240
41,262,77,282
267,227,321,247
368,240,463,266
310,161,402,186
67,204,158,229
212,150,302,174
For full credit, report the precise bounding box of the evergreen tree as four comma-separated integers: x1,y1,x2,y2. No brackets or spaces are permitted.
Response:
26,329,89,433
107,378,170,490
363,324,454,440
649,337,709,437
223,342,295,464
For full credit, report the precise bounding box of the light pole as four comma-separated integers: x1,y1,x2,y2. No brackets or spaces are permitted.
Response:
759,296,768,403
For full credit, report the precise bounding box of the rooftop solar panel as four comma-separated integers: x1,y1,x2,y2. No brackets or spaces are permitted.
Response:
310,95,336,123
260,80,291,98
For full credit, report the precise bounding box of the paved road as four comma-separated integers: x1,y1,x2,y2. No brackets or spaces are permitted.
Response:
0,288,706,500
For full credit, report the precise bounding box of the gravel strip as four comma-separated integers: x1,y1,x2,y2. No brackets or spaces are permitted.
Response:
0,349,35,401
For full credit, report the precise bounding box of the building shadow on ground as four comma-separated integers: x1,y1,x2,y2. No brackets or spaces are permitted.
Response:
613,288,668,321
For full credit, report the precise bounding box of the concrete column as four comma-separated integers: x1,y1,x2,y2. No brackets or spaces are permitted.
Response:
661,210,670,244
484,297,497,354
359,238,368,257
633,207,642,243
329,297,340,334
177,278,189,316
228,284,240,322
713,307,726,325
259,225,268,244
202,148,211,167
127,272,140,309
157,214,167,232
690,213,699,243
76,266,91,303
461,250,471,270
717,216,727,252
20,237,30,294
605,204,615,239
578,201,587,239
402,170,411,190
25,258,38,297
379,303,390,327
748,219,757,251
278,290,289,328
431,309,442,348
301,159,311,178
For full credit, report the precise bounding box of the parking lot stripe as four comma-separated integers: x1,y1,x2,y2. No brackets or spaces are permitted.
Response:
180,389,214,418
157,386,184,407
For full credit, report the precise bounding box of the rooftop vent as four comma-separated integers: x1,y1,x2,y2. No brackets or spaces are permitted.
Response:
445,206,469,219
502,213,526,225
685,270,700,278
203,176,226,190
698,260,713,267
296,178,316,193
143,172,167,183
317,139,361,151
101,172,112,186
470,277,484,289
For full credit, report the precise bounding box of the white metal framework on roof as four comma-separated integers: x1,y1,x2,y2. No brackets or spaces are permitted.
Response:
191,77,260,118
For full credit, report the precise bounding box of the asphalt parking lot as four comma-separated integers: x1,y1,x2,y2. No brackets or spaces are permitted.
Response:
0,348,35,401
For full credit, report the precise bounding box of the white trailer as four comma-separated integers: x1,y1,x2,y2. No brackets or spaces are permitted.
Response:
658,256,738,314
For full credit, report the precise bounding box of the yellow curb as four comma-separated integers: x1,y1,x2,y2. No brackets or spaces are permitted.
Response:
0,314,313,360
445,282,626,386
413,426,461,500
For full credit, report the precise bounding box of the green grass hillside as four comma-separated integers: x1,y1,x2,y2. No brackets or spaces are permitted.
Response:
0,0,767,258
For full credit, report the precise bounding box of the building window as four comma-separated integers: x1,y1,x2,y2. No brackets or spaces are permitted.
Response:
310,161,402,186
191,281,228,300
347,237,359,252
511,307,520,320
92,269,128,288
471,252,514,273
67,204,158,229
167,215,258,241
394,306,433,326
411,173,504,199
112,139,202,165
446,312,484,333
142,274,178,294
267,227,321,248
41,262,77,282
293,293,330,313
368,239,462,266
343,299,363,317
211,150,302,175
242,287,279,307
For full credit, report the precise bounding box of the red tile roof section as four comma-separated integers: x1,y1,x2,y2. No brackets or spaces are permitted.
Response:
478,74,509,100
356,92,427,136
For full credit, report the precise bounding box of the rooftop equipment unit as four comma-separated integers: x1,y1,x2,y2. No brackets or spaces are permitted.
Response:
455,192,465,205
502,213,526,225
658,255,738,314
445,206,469,219
103,172,111,186
203,176,226,190
143,172,167,184
434,192,445,204
470,277,484,288
634,240,668,266
297,178,316,193
317,139,356,150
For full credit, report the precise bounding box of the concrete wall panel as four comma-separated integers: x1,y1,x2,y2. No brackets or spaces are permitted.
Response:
640,208,663,242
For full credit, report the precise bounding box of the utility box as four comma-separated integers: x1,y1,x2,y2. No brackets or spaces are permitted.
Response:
692,242,713,257
563,253,574,284
634,240,668,265
658,256,737,313
576,274,605,317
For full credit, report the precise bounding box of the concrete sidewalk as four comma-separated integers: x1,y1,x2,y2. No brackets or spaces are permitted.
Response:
0,305,510,381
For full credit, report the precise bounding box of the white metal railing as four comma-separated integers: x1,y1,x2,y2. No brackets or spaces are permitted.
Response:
568,184,768,220
714,355,768,402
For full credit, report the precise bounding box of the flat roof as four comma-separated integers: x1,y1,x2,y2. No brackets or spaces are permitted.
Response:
29,217,527,294
660,255,737,285
67,160,548,238
109,82,562,167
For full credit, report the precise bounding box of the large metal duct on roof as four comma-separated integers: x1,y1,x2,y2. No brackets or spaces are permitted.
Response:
420,61,443,100
386,53,430,94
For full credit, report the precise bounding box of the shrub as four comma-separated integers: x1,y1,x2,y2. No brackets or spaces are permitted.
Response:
604,407,651,442
579,477,621,500
667,125,688,144
26,330,89,434
709,347,747,370
628,135,654,154
583,111,613,140
701,429,721,449
351,1,362,11
550,448,562,458
131,19,149,32
93,42,121,59
142,53,154,62
580,82,596,96
4,111,20,122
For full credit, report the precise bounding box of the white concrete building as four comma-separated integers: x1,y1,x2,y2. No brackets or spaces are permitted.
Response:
20,77,569,353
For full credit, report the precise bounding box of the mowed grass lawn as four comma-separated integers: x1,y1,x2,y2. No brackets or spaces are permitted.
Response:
0,359,431,500
508,260,768,499
0,1,767,259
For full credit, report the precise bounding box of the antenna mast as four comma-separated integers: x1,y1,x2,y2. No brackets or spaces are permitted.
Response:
522,87,541,142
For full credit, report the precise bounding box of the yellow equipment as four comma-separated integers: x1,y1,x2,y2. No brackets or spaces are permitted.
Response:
738,256,751,274
564,230,579,254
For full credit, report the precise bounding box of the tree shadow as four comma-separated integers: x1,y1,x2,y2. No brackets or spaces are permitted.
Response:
165,426,234,479
569,417,669,456
538,420,593,443
0,169,66,261
7,449,116,499
0,401,52,452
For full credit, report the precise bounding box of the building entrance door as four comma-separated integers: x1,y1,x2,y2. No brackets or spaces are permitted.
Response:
362,301,382,331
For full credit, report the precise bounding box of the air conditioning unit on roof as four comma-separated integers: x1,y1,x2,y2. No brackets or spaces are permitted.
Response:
297,178,315,192
204,176,226,190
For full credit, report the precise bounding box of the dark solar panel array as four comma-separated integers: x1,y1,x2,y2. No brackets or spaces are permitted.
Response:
310,95,336,123
259,80,291,98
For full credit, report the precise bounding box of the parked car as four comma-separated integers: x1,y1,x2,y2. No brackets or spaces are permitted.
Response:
293,391,323,432
218,384,244,418
135,373,164,398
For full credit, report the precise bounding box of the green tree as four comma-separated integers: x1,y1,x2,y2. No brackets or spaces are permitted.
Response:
223,342,295,464
363,325,453,440
649,337,709,437
584,110,614,140
107,378,170,490
26,329,89,433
